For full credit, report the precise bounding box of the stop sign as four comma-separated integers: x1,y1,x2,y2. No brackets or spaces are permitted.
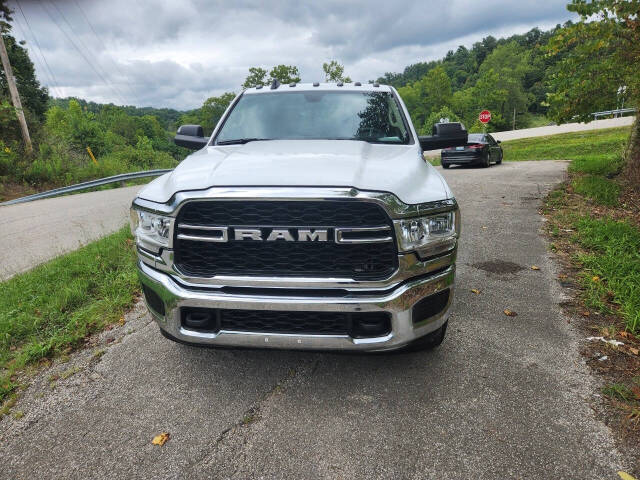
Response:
479,110,491,124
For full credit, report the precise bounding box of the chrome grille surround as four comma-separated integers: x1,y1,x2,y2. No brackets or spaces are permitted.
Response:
132,187,458,290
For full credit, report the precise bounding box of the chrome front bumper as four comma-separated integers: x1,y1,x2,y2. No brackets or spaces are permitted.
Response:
138,261,455,352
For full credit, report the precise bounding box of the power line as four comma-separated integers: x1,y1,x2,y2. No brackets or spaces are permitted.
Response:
48,0,131,105
45,0,128,105
71,0,138,103
14,0,62,98
40,0,127,105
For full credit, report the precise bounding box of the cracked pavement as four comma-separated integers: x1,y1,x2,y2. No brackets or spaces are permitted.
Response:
0,161,631,479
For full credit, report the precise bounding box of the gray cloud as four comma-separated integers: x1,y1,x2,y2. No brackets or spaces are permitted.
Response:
9,0,574,109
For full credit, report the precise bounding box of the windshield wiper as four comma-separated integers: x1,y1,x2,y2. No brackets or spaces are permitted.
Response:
355,136,403,144
216,138,272,145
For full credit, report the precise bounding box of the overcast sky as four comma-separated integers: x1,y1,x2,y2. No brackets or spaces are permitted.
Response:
8,0,575,110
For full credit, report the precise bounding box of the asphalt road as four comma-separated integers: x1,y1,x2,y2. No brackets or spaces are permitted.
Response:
0,161,630,478
0,185,140,280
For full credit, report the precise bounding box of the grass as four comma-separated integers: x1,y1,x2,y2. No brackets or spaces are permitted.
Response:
569,154,625,176
572,217,640,332
535,125,640,333
0,226,138,404
602,383,635,402
571,175,621,206
501,126,630,162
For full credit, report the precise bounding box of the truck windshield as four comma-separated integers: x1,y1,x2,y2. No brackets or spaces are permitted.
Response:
215,91,411,145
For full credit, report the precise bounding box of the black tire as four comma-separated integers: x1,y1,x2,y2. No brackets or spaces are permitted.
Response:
442,162,450,169
404,321,448,352
496,153,503,164
482,152,491,168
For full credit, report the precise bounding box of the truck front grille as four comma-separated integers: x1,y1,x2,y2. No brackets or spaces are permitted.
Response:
173,200,398,279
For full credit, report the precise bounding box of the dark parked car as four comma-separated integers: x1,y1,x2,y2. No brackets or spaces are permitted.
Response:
441,133,503,168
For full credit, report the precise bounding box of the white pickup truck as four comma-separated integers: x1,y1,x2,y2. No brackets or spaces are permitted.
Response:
130,81,466,351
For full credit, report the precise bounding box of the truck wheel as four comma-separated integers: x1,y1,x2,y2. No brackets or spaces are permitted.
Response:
405,321,448,352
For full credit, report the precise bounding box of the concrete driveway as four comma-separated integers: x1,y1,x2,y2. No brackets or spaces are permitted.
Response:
0,161,628,479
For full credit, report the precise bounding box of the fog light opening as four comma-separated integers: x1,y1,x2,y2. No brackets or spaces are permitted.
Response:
350,313,392,338
181,308,220,332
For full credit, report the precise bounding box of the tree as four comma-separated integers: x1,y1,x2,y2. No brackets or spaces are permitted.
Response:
546,0,640,187
0,0,48,138
242,67,268,89
397,65,452,130
1,34,49,120
0,0,11,31
178,92,235,135
268,64,300,85
424,106,461,134
322,60,351,83
467,42,533,130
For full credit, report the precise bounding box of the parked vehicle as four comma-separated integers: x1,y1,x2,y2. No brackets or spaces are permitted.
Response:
130,83,466,352
441,133,503,168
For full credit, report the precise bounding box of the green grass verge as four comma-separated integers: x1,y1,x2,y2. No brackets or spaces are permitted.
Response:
0,227,138,403
571,217,640,333
502,127,630,162
538,124,639,333
571,175,621,206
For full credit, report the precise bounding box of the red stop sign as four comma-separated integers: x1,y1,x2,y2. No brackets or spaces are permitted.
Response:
479,110,491,124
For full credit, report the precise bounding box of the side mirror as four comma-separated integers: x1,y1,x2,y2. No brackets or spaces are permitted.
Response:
419,122,468,151
497,140,502,144
174,125,208,150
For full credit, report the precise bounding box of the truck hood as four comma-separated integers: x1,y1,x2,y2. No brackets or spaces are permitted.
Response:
138,140,452,205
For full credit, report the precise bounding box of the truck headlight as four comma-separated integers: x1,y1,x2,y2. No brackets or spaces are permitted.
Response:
130,208,173,252
394,210,459,258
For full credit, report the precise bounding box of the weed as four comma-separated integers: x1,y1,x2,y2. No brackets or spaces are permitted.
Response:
60,366,82,380
92,348,106,359
602,383,634,402
242,413,256,425
0,393,18,417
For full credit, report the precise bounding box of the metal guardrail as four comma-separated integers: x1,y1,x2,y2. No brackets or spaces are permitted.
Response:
0,169,173,206
592,108,636,119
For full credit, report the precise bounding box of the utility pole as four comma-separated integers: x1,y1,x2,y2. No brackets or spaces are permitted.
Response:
512,107,516,131
0,30,32,154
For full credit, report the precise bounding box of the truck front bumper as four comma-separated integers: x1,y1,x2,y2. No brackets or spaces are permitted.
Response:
138,261,455,352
